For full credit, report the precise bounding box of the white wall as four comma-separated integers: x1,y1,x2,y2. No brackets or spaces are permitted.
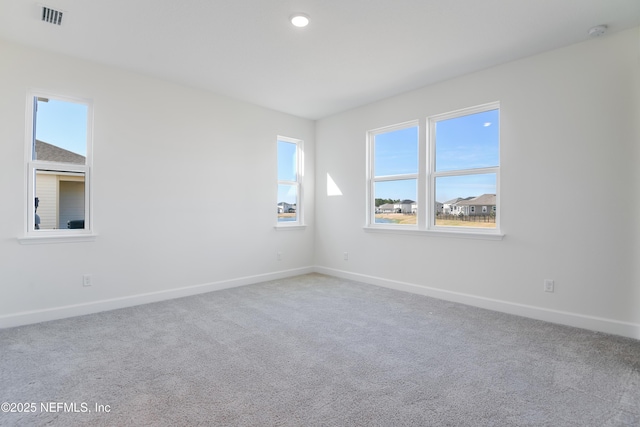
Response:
315,28,640,338
0,39,315,325
1,28,638,339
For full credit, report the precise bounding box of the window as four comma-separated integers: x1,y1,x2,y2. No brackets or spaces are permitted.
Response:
430,103,499,232
24,92,93,240
367,122,418,226
277,136,303,226
366,102,500,237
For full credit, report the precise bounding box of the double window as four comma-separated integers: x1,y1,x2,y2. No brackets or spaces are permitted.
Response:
367,102,500,236
277,136,304,226
24,92,93,240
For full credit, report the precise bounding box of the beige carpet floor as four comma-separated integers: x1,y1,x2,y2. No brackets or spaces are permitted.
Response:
1,273,639,426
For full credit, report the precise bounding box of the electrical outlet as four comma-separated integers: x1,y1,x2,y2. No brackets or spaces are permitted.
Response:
83,274,92,287
277,251,283,261
544,279,554,293
343,252,349,261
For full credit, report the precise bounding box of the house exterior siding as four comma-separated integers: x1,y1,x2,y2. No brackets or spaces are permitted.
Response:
35,171,85,229
447,194,496,216
35,172,58,229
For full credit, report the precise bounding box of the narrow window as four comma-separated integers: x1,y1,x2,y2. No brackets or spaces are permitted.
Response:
26,93,93,236
367,122,418,226
429,103,499,231
277,136,303,225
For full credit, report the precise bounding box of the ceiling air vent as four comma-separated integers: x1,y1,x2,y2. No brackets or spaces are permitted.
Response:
41,6,64,25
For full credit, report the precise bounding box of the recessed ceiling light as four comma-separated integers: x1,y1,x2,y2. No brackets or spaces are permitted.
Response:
290,13,309,28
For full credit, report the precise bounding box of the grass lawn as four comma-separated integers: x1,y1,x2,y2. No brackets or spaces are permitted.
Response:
375,213,496,228
277,213,296,220
435,218,496,228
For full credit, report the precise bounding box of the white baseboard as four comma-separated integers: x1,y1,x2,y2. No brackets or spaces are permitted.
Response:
2,265,638,340
0,266,314,329
315,266,640,340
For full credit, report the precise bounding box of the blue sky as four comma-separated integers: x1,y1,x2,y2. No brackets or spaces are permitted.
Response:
277,140,298,204
374,126,418,176
35,98,88,157
374,109,498,203
435,109,499,172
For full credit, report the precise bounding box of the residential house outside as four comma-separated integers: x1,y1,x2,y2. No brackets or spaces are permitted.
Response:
376,200,440,215
443,197,467,214
277,202,296,213
434,201,443,215
398,199,415,214
34,140,85,229
450,194,496,216
377,203,396,213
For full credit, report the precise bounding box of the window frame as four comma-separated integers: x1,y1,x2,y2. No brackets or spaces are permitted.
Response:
20,90,95,244
427,102,500,236
366,120,420,229
365,102,502,240
276,135,305,229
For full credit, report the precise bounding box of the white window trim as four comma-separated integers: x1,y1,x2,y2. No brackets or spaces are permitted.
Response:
275,135,305,229
363,226,504,241
19,90,96,244
365,102,503,240
427,102,500,236
366,120,420,228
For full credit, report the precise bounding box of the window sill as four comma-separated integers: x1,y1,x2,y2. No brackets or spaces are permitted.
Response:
274,224,307,231
18,233,98,245
363,226,504,241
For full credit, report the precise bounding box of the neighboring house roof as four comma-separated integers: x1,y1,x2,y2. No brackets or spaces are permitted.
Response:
443,197,465,205
379,203,395,210
399,199,415,204
35,140,85,164
455,194,496,206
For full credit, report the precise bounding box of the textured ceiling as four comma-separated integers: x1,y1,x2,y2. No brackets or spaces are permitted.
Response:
0,0,638,119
